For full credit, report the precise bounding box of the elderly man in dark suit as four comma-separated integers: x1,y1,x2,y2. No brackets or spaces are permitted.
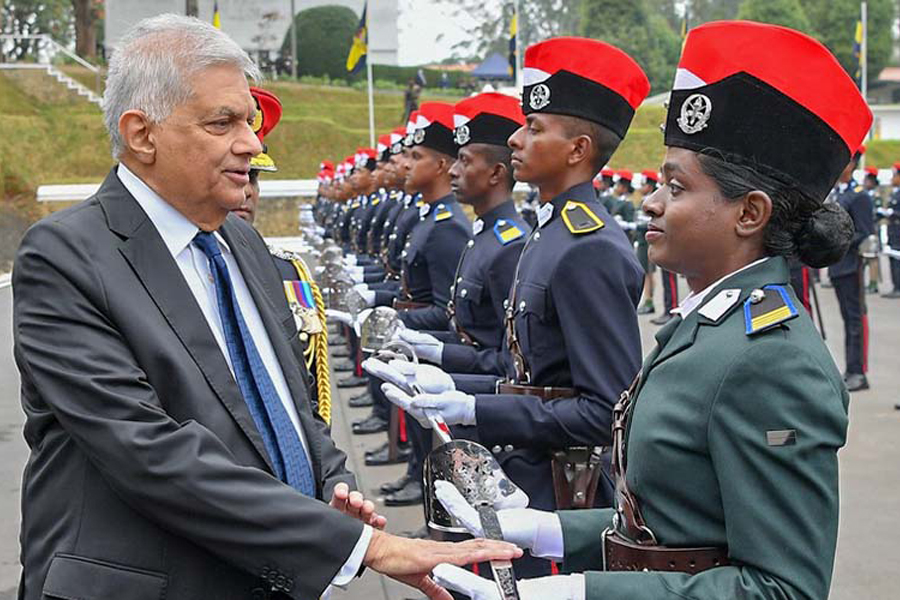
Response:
11,14,518,600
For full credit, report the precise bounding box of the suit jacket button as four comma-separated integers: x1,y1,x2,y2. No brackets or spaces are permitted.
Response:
504,444,514,452
251,587,267,600
275,574,286,589
284,578,294,592
492,445,502,453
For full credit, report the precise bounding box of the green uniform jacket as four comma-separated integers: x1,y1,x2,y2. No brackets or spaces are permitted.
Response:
558,257,849,600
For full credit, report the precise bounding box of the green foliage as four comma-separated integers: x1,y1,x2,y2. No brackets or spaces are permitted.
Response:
738,0,813,33
686,0,742,23
281,5,360,80
1,0,73,60
580,0,682,93
800,0,894,81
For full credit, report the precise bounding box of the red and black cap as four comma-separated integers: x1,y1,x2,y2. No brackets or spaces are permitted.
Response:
600,167,615,183
665,20,872,202
522,37,650,139
641,169,660,184
403,111,420,147
413,102,457,158
389,127,406,156
377,134,392,162
453,92,524,148
616,169,633,183
355,147,378,171
864,165,879,176
249,87,283,172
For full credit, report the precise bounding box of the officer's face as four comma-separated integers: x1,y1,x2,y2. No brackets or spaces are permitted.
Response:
351,167,373,193
406,146,448,191
450,144,495,205
145,65,262,230
643,147,745,282
892,171,900,186
508,114,573,187
234,170,260,224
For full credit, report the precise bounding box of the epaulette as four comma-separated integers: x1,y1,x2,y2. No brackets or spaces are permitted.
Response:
854,185,864,193
494,219,524,245
351,201,361,209
434,203,453,222
372,196,381,206
561,200,604,235
268,245,301,262
743,285,799,335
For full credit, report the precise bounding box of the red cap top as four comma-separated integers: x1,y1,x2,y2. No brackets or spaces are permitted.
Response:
523,37,650,110
600,167,615,178
453,92,525,127
616,169,633,182
674,21,871,153
893,162,900,172
320,160,334,171
641,169,660,183
864,166,879,176
249,87,282,141
857,144,867,156
416,102,456,130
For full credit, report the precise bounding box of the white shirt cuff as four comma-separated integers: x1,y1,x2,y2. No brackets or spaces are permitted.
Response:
531,513,565,561
330,524,373,588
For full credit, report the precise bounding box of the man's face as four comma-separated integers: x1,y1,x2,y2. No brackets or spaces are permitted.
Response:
892,170,900,187
406,146,450,192
614,181,629,196
149,65,262,227
507,113,572,186
234,171,261,223
351,167,373,193
449,144,494,205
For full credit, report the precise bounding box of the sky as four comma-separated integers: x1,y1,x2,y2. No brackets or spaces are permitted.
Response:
396,0,492,65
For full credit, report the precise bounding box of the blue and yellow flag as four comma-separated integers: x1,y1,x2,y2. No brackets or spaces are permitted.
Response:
508,10,517,78
212,1,221,29
346,2,368,73
852,20,863,87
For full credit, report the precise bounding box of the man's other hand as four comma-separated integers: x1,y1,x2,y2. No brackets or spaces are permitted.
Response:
329,483,387,530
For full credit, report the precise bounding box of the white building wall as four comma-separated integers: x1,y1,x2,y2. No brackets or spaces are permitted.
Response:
872,105,900,141
105,0,398,65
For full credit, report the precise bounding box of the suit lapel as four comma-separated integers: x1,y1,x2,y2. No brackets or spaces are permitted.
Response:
100,170,276,474
220,221,325,487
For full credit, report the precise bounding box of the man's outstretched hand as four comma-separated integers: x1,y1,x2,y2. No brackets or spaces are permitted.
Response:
363,528,523,600
329,482,387,530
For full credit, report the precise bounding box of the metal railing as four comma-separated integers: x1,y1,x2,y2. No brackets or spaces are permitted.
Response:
0,33,102,93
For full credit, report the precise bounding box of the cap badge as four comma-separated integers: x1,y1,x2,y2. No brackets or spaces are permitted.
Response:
677,93,712,135
391,142,402,154
455,125,471,146
413,129,426,144
529,84,551,111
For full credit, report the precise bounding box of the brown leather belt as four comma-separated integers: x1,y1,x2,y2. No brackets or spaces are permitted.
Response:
496,382,576,400
393,299,429,310
603,529,729,575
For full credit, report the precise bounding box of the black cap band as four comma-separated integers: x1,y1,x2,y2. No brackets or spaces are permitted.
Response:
522,69,635,139
455,113,520,147
414,122,458,158
664,72,849,202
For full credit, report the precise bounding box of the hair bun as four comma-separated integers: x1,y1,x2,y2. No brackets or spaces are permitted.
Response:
794,203,854,268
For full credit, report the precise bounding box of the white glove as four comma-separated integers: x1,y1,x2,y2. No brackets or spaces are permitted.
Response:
435,481,563,559
361,358,455,394
325,309,354,326
432,565,585,600
381,384,476,427
396,328,444,365
358,289,376,307
349,270,365,283
343,254,357,265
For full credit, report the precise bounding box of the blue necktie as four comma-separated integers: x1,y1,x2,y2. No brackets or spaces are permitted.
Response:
193,231,316,496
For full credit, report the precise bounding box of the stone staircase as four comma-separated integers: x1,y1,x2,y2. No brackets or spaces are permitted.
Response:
46,64,102,107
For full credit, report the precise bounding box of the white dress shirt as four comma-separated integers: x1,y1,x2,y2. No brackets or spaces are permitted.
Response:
672,256,771,318
117,164,369,589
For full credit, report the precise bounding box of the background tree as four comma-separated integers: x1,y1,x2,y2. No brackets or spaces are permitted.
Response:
801,0,895,81
280,5,359,80
1,0,72,60
580,0,681,93
71,0,101,59
738,0,813,33
687,0,742,24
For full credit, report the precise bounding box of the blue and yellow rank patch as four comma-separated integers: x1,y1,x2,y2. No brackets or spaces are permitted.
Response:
434,203,453,222
494,219,524,245
743,285,799,335
561,200,604,235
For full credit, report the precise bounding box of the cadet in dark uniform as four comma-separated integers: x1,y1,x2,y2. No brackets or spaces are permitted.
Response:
430,20,867,600
828,150,875,391
398,92,528,376
880,162,900,297
635,170,658,315
380,37,649,575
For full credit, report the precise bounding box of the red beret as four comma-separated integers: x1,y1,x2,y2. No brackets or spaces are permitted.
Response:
864,166,878,176
641,169,660,183
616,169,633,182
412,102,457,157
453,92,524,147
249,87,282,142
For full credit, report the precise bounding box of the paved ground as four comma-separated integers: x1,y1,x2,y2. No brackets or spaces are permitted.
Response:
1,262,899,599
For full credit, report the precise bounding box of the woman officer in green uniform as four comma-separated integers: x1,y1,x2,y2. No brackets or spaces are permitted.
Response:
427,20,871,600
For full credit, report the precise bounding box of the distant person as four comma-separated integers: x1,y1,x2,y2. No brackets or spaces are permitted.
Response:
440,72,449,89
403,77,421,123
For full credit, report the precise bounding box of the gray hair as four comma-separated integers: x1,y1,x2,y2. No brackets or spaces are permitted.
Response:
102,13,261,158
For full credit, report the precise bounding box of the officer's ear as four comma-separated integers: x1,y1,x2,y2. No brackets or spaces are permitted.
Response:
735,190,772,239
488,161,508,187
567,134,593,169
119,109,156,164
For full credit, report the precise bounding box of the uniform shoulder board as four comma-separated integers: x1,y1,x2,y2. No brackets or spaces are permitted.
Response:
351,201,361,209
434,203,453,222
743,285,799,335
268,245,300,262
854,185,864,193
493,219,524,245
561,200,604,235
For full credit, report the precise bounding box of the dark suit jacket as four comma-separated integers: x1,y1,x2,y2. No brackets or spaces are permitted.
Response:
13,168,363,600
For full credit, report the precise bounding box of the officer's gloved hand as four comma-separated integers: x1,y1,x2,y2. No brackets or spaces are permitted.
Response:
349,269,365,283
396,328,444,365
435,481,560,557
350,286,375,307
325,309,354,327
381,385,476,427
431,565,585,600
362,359,455,394
342,254,357,266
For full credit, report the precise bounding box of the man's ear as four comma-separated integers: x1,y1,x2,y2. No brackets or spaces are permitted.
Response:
567,134,592,168
736,190,773,239
488,161,507,187
119,110,156,165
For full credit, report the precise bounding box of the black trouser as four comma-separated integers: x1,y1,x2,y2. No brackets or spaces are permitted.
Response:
832,269,868,375
661,269,679,313
889,226,900,291
368,375,391,421
404,418,432,483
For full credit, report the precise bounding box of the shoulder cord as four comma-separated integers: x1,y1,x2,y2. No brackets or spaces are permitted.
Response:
291,257,332,425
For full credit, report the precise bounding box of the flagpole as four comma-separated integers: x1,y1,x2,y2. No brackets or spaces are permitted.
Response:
366,5,375,147
862,0,869,142
514,0,522,91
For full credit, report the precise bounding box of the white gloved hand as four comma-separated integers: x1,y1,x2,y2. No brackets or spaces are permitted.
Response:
381,384,475,427
361,359,455,394
359,289,376,307
325,309,354,327
396,328,444,365
343,254,357,266
349,270,365,283
432,565,585,600
436,481,562,557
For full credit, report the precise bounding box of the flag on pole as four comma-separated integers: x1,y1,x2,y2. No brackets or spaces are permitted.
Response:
508,9,518,78
212,1,221,29
852,20,863,87
346,1,368,73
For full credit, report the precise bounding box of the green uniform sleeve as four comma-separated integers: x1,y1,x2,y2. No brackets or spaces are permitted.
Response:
558,509,615,574
574,338,849,600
